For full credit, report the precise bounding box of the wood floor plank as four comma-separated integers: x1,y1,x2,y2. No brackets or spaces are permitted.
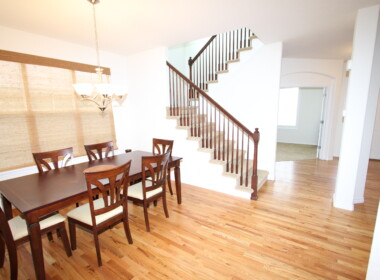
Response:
0,158,379,279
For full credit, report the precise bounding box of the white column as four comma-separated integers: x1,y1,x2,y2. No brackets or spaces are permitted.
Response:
334,5,380,210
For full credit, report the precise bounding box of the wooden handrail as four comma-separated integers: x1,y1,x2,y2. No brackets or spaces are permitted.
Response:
167,61,258,141
188,35,217,66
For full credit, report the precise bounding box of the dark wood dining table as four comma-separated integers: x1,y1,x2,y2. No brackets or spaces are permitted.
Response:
0,150,182,280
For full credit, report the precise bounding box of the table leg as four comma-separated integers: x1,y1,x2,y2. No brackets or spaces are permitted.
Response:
174,165,182,204
26,215,45,280
1,194,13,220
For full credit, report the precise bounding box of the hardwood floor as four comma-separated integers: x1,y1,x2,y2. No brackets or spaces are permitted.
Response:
1,159,379,279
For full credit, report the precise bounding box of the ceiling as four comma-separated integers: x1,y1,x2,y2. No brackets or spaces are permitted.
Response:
0,0,379,60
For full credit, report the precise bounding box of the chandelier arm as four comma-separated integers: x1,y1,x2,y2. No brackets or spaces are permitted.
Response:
101,95,113,110
80,96,103,108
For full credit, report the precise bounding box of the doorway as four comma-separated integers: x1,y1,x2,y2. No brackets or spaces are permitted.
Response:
276,87,326,162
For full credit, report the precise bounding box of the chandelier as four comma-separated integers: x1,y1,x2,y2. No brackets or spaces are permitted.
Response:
73,0,127,112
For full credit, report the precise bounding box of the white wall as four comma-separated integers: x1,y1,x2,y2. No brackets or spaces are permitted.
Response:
0,25,128,85
277,88,324,145
167,37,209,77
205,41,283,179
281,58,345,160
117,47,171,151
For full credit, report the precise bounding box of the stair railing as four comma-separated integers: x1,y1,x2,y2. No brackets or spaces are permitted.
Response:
167,61,260,200
188,27,255,91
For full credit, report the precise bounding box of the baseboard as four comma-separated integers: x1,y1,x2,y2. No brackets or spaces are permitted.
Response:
353,196,364,204
333,193,354,211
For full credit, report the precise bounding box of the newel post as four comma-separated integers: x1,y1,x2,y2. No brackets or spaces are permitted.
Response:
251,128,260,200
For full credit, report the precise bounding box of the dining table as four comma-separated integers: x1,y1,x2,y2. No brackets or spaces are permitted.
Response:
0,150,183,280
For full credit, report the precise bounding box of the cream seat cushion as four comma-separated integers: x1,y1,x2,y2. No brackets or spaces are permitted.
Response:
128,180,162,200
67,197,123,226
8,214,66,241
98,178,109,185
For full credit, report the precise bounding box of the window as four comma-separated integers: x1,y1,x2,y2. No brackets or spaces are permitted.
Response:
277,87,299,127
0,51,117,171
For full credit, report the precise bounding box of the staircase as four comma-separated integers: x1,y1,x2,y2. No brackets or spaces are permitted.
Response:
166,28,268,199
188,27,257,92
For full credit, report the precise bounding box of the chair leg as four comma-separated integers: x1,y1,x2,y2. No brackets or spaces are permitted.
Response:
93,232,102,267
0,238,5,268
58,224,72,257
6,240,18,280
153,200,158,207
122,216,133,244
143,202,150,232
167,172,173,196
68,221,77,251
162,191,169,218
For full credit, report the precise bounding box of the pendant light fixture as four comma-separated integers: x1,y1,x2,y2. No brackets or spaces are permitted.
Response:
73,0,127,112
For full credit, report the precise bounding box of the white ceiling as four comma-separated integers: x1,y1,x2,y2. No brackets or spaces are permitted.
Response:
0,0,379,59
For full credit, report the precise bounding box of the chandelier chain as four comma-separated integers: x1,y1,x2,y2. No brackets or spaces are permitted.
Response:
92,2,101,73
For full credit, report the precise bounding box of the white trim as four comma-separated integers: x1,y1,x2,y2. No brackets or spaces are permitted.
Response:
333,193,354,211
353,196,364,204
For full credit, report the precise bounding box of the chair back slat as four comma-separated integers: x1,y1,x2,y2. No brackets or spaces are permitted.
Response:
152,138,174,156
84,141,114,162
33,147,73,173
142,152,170,195
84,161,131,222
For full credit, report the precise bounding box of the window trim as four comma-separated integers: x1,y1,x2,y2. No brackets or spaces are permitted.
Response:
0,49,111,75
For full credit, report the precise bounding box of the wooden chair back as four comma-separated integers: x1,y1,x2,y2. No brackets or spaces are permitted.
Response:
152,138,173,156
142,152,170,195
32,147,73,173
83,161,131,226
84,141,114,162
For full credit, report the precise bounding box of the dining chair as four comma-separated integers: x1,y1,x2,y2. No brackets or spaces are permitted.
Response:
66,161,133,267
127,152,170,232
32,147,73,173
84,141,114,162
32,147,76,238
0,204,71,280
152,138,174,195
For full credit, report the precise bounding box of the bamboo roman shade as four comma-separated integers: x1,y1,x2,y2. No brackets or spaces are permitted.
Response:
0,56,117,171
